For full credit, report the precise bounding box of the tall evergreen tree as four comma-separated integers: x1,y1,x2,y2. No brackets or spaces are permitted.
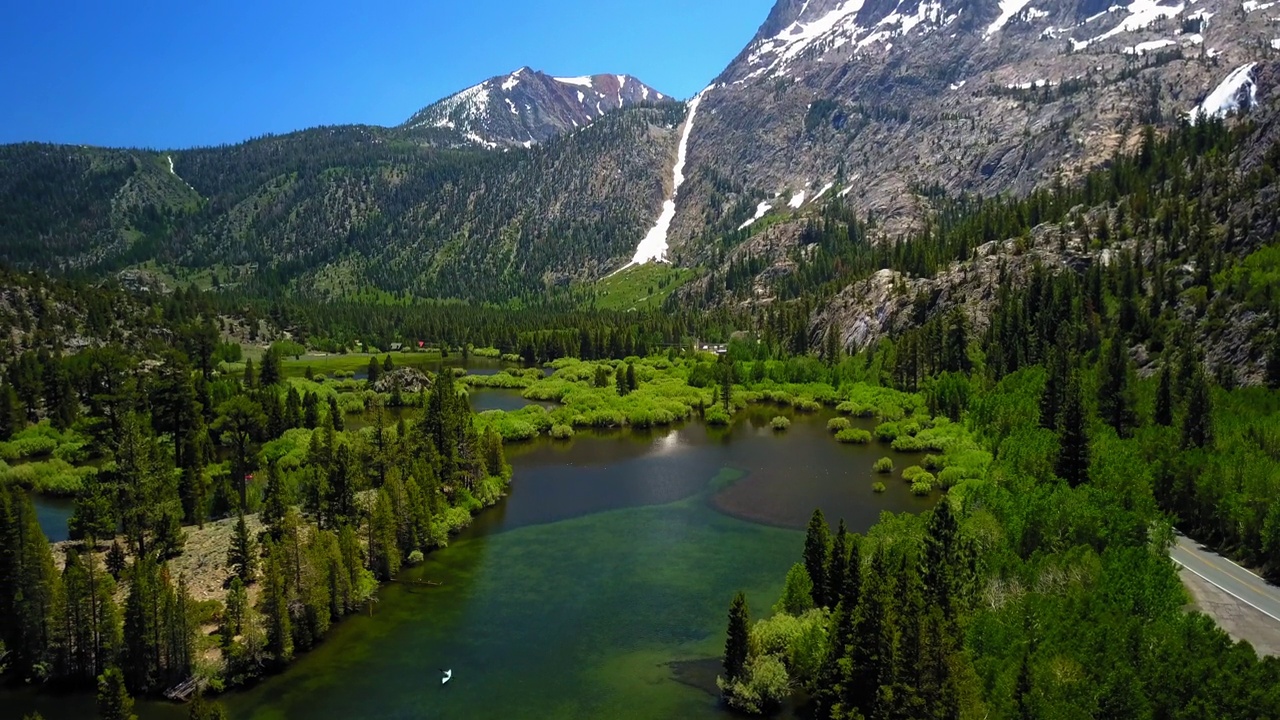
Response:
0,489,62,678
262,543,293,663
96,666,137,720
828,519,850,606
723,591,750,682
214,396,264,511
1182,367,1214,450
803,509,832,608
1097,337,1139,438
227,512,257,584
1154,363,1174,427
259,349,282,387
1055,370,1091,488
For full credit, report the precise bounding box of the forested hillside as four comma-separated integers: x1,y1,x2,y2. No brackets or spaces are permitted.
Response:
0,102,685,301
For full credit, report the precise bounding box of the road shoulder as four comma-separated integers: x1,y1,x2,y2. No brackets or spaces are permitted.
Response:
1180,565,1280,657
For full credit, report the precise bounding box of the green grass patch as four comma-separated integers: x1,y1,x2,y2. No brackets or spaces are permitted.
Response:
591,264,694,312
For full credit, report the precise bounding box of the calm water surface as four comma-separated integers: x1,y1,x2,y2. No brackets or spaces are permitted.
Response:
15,406,928,720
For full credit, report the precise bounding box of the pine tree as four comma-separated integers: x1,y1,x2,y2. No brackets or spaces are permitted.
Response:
921,499,964,615
615,366,629,396
1267,332,1280,390
1182,367,1214,450
326,443,357,526
1015,651,1034,720
221,578,248,648
1098,337,1139,438
723,591,750,682
262,462,288,541
719,353,734,412
0,489,62,678
259,349,282,387
626,363,638,393
303,392,320,429
369,488,400,581
227,512,257,584
214,396,264,511
803,509,831,608
828,519,850,606
262,543,293,663
328,396,344,431
367,356,382,385
1039,348,1066,431
122,554,160,692
284,387,302,429
0,382,22,440
61,549,122,684
96,666,137,720
1055,370,1090,488
1154,364,1174,427
243,358,256,389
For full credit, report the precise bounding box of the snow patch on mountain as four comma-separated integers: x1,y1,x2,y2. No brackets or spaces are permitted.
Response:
1070,0,1185,49
739,202,774,230
1189,62,1258,123
789,191,807,209
986,0,1036,37
1123,38,1176,54
623,88,713,269
556,76,594,88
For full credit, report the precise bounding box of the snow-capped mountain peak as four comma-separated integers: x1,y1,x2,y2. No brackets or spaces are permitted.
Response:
403,68,669,149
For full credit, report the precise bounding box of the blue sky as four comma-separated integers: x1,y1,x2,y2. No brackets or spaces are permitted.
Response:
0,0,773,150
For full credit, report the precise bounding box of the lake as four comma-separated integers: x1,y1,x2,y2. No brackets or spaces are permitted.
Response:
15,405,929,720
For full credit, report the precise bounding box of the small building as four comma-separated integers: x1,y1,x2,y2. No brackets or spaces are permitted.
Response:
389,342,404,352
695,341,728,355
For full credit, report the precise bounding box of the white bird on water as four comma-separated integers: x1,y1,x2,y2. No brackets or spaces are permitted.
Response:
441,669,452,685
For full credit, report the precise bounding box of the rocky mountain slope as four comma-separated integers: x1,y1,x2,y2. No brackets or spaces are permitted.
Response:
401,67,667,148
665,0,1280,260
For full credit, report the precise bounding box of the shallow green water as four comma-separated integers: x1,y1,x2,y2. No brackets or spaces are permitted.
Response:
13,406,928,720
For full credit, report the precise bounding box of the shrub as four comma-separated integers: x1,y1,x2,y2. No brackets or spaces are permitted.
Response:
719,654,790,715
902,466,927,482
793,399,822,413
835,428,872,444
771,416,792,431
705,405,732,426
550,424,575,440
911,473,937,495
827,417,851,433
873,457,894,474
407,550,425,566
938,467,968,488
874,422,901,442
922,454,944,471
873,482,887,493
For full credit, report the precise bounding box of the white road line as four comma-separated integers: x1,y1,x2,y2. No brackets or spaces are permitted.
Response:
1173,555,1280,625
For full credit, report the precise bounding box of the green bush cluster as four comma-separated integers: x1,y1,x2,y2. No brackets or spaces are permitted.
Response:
0,458,98,496
835,428,872,444
771,416,792,431
550,424,574,440
827,417,851,433
873,457,894,474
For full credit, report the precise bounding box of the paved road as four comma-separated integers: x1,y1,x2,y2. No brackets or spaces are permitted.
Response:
1171,533,1280,624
